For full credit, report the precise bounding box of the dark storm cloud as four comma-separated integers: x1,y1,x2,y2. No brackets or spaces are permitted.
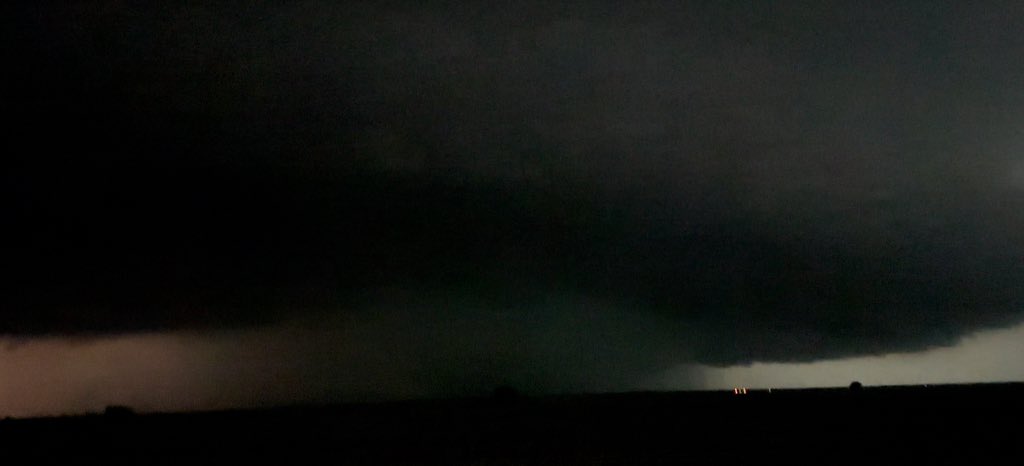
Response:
5,1,1024,368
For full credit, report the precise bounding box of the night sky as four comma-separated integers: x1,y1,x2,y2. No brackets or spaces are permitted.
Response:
4,1,1024,415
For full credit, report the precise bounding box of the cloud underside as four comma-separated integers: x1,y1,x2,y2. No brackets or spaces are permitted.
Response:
5,1,1024,367
6,168,1022,366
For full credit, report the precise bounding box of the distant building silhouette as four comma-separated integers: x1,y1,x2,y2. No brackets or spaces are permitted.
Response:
104,405,135,418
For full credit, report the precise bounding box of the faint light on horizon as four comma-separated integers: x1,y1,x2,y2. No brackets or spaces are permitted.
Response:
655,322,1024,391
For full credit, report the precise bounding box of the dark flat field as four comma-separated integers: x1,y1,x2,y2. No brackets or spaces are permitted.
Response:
2,383,1021,464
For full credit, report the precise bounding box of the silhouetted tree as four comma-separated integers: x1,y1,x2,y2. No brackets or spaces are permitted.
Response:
104,405,135,418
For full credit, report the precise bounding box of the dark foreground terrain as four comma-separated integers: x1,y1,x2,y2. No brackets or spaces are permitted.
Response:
2,383,1021,464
